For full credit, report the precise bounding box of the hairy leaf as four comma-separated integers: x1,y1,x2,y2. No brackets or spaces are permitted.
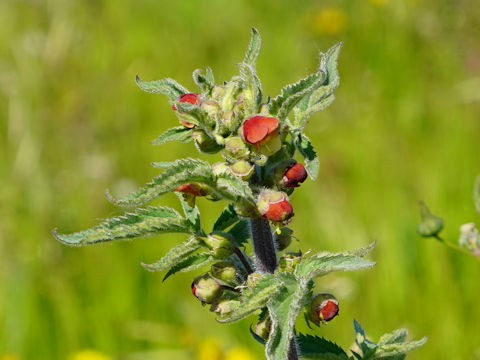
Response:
163,252,214,281
217,274,282,323
294,132,320,180
142,236,202,272
215,172,256,204
344,241,376,258
151,126,193,146
135,75,188,101
238,63,262,115
213,204,239,231
106,158,213,206
176,193,202,234
53,206,190,246
192,68,215,94
294,43,342,129
175,102,215,130
243,27,261,69
266,273,303,360
270,72,325,121
295,253,375,281
297,334,348,358
378,329,408,346
374,338,427,359
354,320,377,359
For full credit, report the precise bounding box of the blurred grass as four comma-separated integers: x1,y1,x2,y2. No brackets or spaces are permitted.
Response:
1,0,480,359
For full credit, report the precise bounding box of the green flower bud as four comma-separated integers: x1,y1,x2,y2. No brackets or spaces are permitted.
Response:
417,201,444,237
211,85,226,101
192,130,223,154
210,299,240,316
212,162,232,176
204,233,235,259
200,99,221,119
230,160,254,180
211,261,238,284
273,227,293,251
307,293,339,326
234,198,259,218
225,136,250,159
246,272,262,287
459,223,480,257
191,273,223,304
278,251,302,272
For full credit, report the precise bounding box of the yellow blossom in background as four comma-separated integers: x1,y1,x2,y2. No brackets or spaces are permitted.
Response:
224,347,258,360
305,7,347,35
69,350,112,360
197,338,223,360
1,355,20,360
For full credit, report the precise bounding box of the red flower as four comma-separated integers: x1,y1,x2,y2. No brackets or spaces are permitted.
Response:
282,162,308,188
307,293,339,326
172,93,200,128
242,115,279,145
257,191,294,223
175,183,207,197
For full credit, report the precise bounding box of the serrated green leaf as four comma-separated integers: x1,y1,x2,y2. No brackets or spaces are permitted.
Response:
192,68,215,94
215,172,256,204
163,252,214,281
217,273,282,323
270,72,325,122
142,236,202,272
213,204,239,231
106,158,213,206
297,334,348,358
344,242,376,258
53,206,190,246
301,354,350,360
354,320,377,360
474,175,480,215
295,253,375,281
378,329,407,346
175,102,215,130
176,193,202,234
228,219,250,247
151,126,193,146
294,132,320,180
266,272,303,360
373,338,427,359
135,76,188,101
293,43,342,129
243,27,261,69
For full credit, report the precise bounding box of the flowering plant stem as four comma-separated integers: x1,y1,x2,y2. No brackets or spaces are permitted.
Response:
250,217,299,359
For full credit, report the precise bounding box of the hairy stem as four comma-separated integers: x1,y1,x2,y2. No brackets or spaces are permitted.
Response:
250,217,298,360
250,217,277,273
233,246,254,274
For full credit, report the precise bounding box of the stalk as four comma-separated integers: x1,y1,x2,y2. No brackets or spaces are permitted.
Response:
250,217,298,360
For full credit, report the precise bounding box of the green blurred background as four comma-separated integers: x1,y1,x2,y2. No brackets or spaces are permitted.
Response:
1,0,480,359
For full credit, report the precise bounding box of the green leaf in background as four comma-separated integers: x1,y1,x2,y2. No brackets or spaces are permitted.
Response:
243,27,261,69
295,252,375,281
135,75,188,101
217,273,282,323
474,175,480,215
213,204,239,232
294,132,320,180
106,158,213,206
142,236,202,272
293,43,342,129
270,72,325,122
297,333,349,359
163,252,215,281
53,206,190,246
192,67,215,94
151,126,193,146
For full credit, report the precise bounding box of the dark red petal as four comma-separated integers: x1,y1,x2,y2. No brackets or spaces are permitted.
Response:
318,299,339,321
283,162,308,187
264,199,293,222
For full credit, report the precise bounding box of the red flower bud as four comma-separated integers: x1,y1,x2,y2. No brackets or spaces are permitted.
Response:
257,191,294,223
307,293,339,326
172,93,200,128
242,115,282,156
174,183,208,197
281,162,308,188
